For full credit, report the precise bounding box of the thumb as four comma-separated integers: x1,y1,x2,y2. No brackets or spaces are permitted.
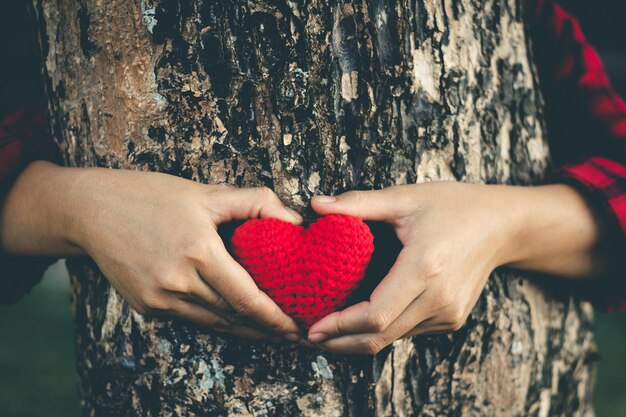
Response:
212,186,303,225
311,189,400,221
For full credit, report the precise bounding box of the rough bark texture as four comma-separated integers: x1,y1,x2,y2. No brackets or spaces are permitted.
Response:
33,0,597,416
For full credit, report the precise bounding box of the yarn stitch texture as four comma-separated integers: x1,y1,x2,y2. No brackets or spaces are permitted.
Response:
231,214,375,329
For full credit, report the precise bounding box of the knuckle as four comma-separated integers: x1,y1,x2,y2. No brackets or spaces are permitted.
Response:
266,318,286,332
257,186,276,201
365,309,388,333
445,307,467,331
204,238,225,259
182,238,210,265
152,267,171,286
213,296,234,313
172,280,193,295
234,292,261,316
362,335,386,355
212,317,235,331
142,292,171,314
221,308,244,324
345,190,365,205
419,252,447,280
430,281,457,309
436,288,456,309
332,312,349,336
156,273,192,294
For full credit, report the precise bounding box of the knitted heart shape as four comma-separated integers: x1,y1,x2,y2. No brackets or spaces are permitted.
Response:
231,214,374,329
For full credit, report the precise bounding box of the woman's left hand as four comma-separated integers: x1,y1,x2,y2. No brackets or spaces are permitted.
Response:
304,181,608,354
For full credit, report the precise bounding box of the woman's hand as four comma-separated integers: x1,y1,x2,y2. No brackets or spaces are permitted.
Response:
0,161,303,342
304,182,609,354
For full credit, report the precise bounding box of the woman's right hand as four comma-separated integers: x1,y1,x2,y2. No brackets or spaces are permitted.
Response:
0,161,303,342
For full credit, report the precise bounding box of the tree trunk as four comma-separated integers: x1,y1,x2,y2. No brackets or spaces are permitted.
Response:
33,0,597,415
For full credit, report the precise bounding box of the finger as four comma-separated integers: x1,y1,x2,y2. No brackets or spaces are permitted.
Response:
315,300,466,354
214,323,287,343
312,332,388,355
308,249,424,341
307,301,369,342
184,278,238,316
211,186,302,225
311,295,437,353
198,239,301,334
402,302,468,338
315,318,448,355
163,272,238,315
168,300,285,342
162,297,232,328
311,188,409,221
186,288,282,330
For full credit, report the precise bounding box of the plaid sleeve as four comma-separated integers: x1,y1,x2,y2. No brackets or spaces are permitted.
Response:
0,103,61,304
553,158,626,312
527,0,626,311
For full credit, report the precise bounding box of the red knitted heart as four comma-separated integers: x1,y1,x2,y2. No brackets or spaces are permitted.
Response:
231,214,374,329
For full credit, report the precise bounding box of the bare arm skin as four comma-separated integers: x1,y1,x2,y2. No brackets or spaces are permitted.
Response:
0,163,614,351
0,161,303,342
305,182,614,354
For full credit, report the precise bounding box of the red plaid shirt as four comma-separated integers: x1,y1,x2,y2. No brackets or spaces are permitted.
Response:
1,0,625,309
0,104,61,303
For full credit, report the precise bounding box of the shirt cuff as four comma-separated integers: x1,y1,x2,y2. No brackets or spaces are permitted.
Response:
0,103,62,304
0,102,62,197
548,157,626,312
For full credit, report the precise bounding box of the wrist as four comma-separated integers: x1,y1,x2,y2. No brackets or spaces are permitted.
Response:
490,185,538,268
0,161,86,256
476,184,530,270
493,184,608,278
48,163,96,255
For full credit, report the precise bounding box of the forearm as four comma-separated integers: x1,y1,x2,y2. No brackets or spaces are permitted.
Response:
306,180,621,353
0,160,85,257
497,184,613,279
0,163,614,281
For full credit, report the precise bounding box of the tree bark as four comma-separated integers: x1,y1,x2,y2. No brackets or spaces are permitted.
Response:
33,0,597,416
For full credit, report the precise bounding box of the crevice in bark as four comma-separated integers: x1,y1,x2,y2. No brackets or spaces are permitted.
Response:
33,0,596,415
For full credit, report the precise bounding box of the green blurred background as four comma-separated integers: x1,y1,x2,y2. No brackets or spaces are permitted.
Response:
1,1,625,416
0,265,80,417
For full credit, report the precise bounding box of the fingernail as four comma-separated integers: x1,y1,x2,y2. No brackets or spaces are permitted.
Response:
314,195,336,204
283,332,300,342
308,332,328,343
